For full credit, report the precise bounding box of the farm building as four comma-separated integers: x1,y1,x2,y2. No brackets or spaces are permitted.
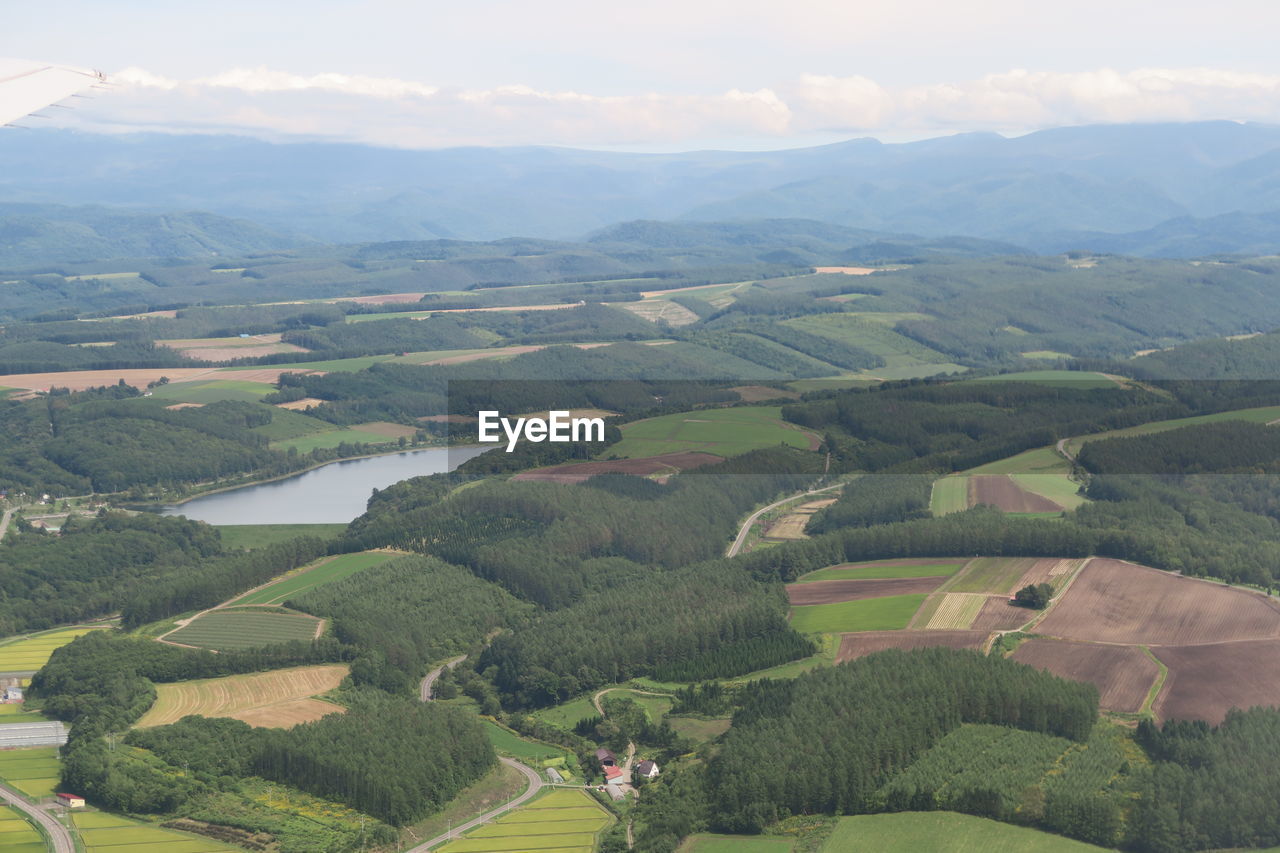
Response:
2,686,22,702
595,747,617,766
56,793,85,808
634,759,660,780
545,767,564,783
0,721,67,748
603,765,625,784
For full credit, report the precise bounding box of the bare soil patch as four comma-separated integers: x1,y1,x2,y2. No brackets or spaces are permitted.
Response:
220,368,326,384
422,345,544,365
511,451,722,483
1036,559,1280,645
337,292,427,304
787,577,947,606
175,344,305,361
417,413,477,423
1153,639,1280,724
0,367,219,392
1013,639,1158,714
352,421,419,438
836,630,987,663
164,402,204,410
969,475,1063,512
971,597,1035,631
814,266,878,275
732,385,801,402
231,698,345,728
276,397,328,411
137,664,348,728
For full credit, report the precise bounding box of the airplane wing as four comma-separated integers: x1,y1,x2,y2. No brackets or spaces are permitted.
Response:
0,59,106,126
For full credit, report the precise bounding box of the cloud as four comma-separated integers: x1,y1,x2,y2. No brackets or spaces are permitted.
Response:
38,64,1280,148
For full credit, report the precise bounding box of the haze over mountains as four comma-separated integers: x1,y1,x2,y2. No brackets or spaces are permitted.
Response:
3,120,1280,263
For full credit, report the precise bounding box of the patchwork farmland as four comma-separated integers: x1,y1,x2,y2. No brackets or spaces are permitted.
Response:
436,788,612,853
1011,640,1160,714
0,746,60,799
136,664,349,728
1151,639,1280,724
73,810,239,853
0,804,44,853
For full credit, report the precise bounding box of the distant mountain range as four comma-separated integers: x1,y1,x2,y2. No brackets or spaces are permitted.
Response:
1,121,1280,259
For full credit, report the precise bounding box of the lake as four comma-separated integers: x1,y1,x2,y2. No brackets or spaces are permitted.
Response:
161,445,492,525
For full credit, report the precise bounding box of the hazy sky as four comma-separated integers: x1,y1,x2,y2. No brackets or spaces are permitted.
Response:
7,0,1280,149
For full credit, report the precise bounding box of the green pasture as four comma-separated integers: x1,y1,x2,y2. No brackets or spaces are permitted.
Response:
164,610,320,651
680,834,793,853
482,721,572,764
150,379,272,404
250,407,335,441
535,695,599,729
796,561,965,582
608,405,814,459
782,314,963,379
1066,404,1280,455
270,427,399,452
789,594,927,634
969,370,1119,388
215,523,347,550
233,551,398,606
0,704,46,722
930,476,969,515
821,812,1107,852
964,446,1069,476
1021,350,1073,359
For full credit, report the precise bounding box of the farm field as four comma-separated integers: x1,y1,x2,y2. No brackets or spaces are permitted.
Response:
0,746,60,799
164,609,323,651
607,406,817,459
0,804,44,853
73,810,239,852
215,523,347,549
482,721,572,764
970,370,1119,388
789,593,927,634
764,497,835,540
821,812,1107,852
668,716,732,743
930,476,969,515
0,704,46,723
436,788,612,853
1064,404,1280,456
946,557,1077,595
150,378,273,404
679,834,793,852
0,626,105,672
512,451,721,483
270,426,403,452
158,334,306,362
135,663,349,728
796,560,965,582
968,474,1063,513
231,551,398,606
1152,639,1280,724
247,406,335,441
923,593,988,630
786,577,946,606
836,630,987,663
1012,639,1160,714
534,695,599,729
970,597,1037,631
1034,559,1280,645
781,314,962,379
965,446,1070,476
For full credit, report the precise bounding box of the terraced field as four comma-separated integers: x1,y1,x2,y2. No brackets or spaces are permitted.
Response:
0,804,44,853
231,551,398,606
0,746,60,799
73,810,239,852
136,664,349,728
0,627,106,672
164,609,322,651
436,788,612,853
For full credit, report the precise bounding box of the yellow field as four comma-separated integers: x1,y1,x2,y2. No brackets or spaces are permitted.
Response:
437,788,612,853
925,594,986,630
0,746,60,799
0,804,43,853
73,810,239,852
135,664,348,729
0,627,105,672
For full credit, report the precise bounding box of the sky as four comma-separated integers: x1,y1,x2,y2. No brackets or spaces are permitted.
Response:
5,0,1280,150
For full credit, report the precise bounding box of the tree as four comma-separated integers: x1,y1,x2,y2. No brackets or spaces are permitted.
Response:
1013,583,1053,609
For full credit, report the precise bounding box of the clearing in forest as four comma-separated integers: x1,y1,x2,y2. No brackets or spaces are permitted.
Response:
231,551,398,606
608,406,818,459
679,834,794,852
930,476,969,515
968,475,1063,513
163,609,323,651
135,664,349,728
512,451,721,483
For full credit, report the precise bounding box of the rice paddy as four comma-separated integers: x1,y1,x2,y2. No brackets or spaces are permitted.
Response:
73,810,240,852
0,804,44,853
0,627,106,672
436,788,612,853
0,746,60,799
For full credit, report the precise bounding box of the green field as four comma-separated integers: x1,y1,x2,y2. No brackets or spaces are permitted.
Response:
73,810,240,852
0,626,106,672
796,561,965,582
789,594,927,634
970,370,1119,389
232,551,398,606
1020,350,1074,359
482,721,572,764
437,788,612,853
150,379,272,404
535,695,599,729
164,610,321,651
0,704,46,723
965,446,1069,476
270,427,401,452
608,406,815,459
0,746,60,799
215,523,347,549
1066,404,1280,455
930,476,970,515
250,407,336,441
822,812,1106,852
946,558,1040,595
668,716,732,743
680,834,793,853
0,804,44,853
782,314,965,379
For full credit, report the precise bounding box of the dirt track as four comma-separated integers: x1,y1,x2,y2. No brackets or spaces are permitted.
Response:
511,451,721,483
787,576,947,606
1013,639,1158,714
836,630,987,663
969,475,1062,512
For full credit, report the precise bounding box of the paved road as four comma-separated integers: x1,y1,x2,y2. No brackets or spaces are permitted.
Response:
725,483,842,557
420,655,466,702
1055,437,1077,463
0,782,74,853
406,757,542,852
0,507,16,543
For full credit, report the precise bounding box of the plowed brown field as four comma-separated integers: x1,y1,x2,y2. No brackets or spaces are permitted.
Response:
511,452,721,483
135,664,348,728
1152,639,1280,724
786,577,948,606
969,475,1063,512
1013,639,1159,713
971,597,1035,631
836,630,987,662
1035,559,1280,645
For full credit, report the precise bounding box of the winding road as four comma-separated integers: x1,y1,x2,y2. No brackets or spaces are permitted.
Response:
726,482,843,557
0,782,74,853
406,758,542,852
0,507,17,543
420,655,467,702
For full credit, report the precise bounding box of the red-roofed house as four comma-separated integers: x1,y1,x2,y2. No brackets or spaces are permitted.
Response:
603,765,625,784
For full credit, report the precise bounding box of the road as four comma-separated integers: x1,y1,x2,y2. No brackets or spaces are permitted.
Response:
406,757,542,852
725,482,843,557
420,655,467,702
0,507,17,543
1055,437,1077,463
0,782,74,853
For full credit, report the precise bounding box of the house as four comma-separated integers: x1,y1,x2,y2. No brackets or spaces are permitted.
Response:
3,686,22,702
603,765,625,784
56,793,85,808
595,747,616,766
634,759,659,780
